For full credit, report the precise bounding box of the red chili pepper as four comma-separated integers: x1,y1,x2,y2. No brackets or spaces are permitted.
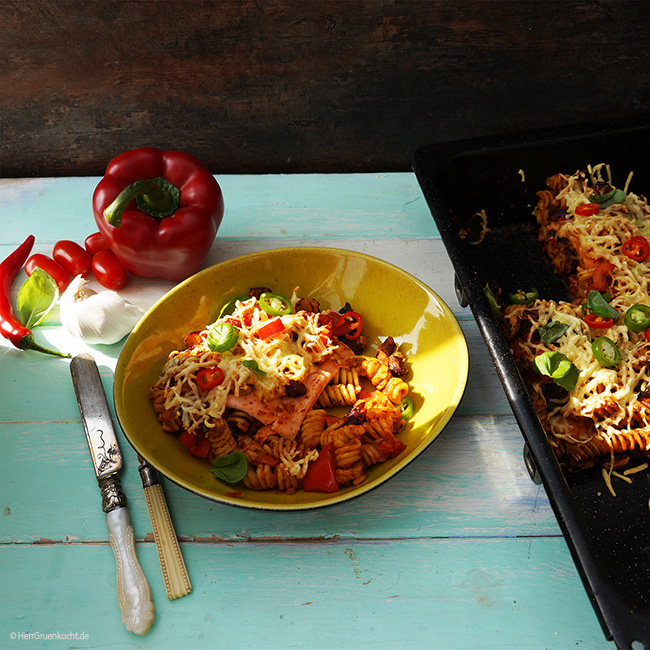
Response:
257,317,285,340
584,314,614,329
333,311,363,340
590,261,615,293
574,203,600,217
196,366,224,390
302,444,339,492
92,147,224,282
0,236,69,357
621,235,649,262
178,430,212,458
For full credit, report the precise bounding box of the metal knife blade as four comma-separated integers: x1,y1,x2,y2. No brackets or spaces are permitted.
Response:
70,354,122,479
70,353,155,635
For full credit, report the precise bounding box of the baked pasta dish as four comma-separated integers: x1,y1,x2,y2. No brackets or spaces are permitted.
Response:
496,164,649,490
150,288,413,494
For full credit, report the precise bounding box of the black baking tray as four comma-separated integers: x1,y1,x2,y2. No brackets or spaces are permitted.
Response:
413,115,650,650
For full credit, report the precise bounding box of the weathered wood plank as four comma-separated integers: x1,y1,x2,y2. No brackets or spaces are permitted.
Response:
0,539,609,650
2,1,647,176
0,416,558,544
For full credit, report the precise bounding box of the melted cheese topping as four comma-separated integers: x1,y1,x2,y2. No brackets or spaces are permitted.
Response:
157,289,337,435
505,165,650,465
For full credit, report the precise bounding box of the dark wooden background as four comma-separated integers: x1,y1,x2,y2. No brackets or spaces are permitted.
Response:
2,0,648,177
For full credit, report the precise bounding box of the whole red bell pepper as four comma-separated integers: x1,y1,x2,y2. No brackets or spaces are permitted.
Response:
92,147,224,282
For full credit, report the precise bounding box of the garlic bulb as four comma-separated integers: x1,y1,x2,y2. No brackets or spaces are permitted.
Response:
60,275,144,345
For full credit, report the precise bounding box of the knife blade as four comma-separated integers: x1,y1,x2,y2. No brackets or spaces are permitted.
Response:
70,353,155,635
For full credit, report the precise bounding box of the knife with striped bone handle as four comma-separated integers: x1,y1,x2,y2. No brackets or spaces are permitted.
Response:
70,354,155,635
137,455,192,599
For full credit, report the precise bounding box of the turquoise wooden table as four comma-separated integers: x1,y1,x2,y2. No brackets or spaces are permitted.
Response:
1,173,611,649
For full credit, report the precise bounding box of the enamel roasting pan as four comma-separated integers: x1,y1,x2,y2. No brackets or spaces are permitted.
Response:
412,115,650,650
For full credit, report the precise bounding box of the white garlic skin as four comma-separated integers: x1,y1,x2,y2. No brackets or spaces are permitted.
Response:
60,276,144,345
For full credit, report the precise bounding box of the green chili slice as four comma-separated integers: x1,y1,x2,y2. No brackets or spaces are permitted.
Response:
259,292,292,316
591,336,621,368
533,351,579,391
207,322,238,352
400,396,415,420
484,286,501,318
219,295,249,318
508,287,539,306
586,290,618,320
623,304,650,332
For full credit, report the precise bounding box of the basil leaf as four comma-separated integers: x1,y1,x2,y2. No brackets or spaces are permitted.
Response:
589,188,626,209
16,268,59,329
539,320,568,345
242,358,267,376
210,451,248,483
533,351,579,391
587,290,618,320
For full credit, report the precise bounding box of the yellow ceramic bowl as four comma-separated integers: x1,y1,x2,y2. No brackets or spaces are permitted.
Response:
114,247,469,510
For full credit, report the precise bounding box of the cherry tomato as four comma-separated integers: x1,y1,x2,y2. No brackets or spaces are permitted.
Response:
25,253,69,293
574,203,600,217
622,235,649,262
91,250,127,290
84,232,111,257
53,240,91,277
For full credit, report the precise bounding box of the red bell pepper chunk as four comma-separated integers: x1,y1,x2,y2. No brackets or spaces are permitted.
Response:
584,314,614,329
257,317,285,339
644,327,650,342
92,147,224,282
302,444,339,492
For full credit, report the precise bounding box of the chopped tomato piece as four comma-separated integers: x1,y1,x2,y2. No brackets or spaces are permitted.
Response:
591,261,615,293
376,435,406,458
178,431,212,458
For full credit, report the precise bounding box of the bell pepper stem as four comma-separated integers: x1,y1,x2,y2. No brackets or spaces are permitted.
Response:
104,178,180,227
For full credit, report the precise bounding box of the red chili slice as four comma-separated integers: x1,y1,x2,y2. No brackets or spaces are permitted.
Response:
574,203,600,217
584,314,614,329
622,235,649,262
333,311,363,340
196,366,224,390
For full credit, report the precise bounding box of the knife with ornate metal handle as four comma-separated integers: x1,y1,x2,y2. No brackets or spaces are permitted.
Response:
70,353,155,636
137,455,192,599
